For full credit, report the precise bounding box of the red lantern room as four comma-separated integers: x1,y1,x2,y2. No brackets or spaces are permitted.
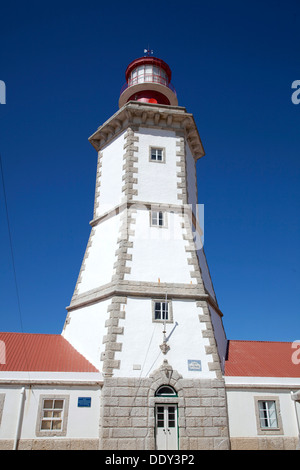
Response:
119,52,178,108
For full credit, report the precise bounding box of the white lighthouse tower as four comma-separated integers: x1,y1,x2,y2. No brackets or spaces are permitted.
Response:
62,52,230,450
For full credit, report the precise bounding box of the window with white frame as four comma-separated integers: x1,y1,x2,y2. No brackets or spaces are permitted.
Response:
155,301,168,320
151,210,166,227
150,147,165,162
36,395,69,436
258,400,278,429
152,300,173,323
41,398,64,431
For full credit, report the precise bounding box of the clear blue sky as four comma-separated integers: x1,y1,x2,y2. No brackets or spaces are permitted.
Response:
0,0,299,342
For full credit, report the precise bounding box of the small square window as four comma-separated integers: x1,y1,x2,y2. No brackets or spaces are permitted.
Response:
152,300,173,323
41,398,64,431
151,210,166,227
36,395,69,437
155,301,168,320
149,147,165,163
151,148,162,161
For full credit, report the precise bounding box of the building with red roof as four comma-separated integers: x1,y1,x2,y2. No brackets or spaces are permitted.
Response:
0,332,99,373
225,340,300,378
224,340,300,450
0,332,102,450
0,53,299,451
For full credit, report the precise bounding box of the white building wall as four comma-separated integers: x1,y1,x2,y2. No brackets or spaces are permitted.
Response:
126,210,194,284
186,143,198,208
76,213,120,296
209,305,227,372
226,377,300,439
114,297,215,379
63,300,111,370
133,127,179,205
0,376,101,441
0,386,20,439
94,131,125,218
197,247,217,302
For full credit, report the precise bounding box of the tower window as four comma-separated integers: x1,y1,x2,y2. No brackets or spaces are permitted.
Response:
152,300,173,323
149,147,165,163
155,301,168,320
151,210,166,227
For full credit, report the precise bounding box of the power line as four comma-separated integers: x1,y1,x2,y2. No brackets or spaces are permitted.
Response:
1,153,33,386
0,152,25,332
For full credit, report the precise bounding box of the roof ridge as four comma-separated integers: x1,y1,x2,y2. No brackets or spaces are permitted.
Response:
228,339,294,344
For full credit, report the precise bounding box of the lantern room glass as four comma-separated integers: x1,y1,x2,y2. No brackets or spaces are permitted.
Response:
129,65,168,87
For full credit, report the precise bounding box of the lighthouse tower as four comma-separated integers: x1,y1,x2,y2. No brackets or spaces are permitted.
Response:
62,52,230,450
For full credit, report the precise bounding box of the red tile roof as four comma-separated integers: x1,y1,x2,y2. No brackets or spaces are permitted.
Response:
225,340,300,377
0,332,99,372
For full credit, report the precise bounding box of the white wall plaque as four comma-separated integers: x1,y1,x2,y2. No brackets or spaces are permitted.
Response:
188,360,202,371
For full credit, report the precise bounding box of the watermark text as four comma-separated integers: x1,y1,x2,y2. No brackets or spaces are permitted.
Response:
0,340,6,365
0,80,6,104
291,80,300,105
291,340,300,365
93,202,204,250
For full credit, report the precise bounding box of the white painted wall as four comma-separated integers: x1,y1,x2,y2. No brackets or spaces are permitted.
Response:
0,386,20,439
126,210,194,284
63,299,111,370
197,248,217,302
94,131,125,218
76,213,120,295
133,127,180,205
226,386,299,438
114,297,215,379
0,378,101,441
186,143,198,208
209,305,227,372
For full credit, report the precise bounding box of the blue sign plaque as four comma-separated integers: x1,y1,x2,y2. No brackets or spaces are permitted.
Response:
78,397,91,407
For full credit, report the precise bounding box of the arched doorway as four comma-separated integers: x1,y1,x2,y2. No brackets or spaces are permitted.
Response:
155,385,178,450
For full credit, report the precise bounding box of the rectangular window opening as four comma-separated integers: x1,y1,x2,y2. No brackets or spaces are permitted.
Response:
40,398,65,432
150,147,165,163
154,301,169,321
151,210,166,227
258,400,278,429
152,299,173,324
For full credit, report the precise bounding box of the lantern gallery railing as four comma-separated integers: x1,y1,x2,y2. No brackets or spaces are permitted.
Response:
120,73,177,96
